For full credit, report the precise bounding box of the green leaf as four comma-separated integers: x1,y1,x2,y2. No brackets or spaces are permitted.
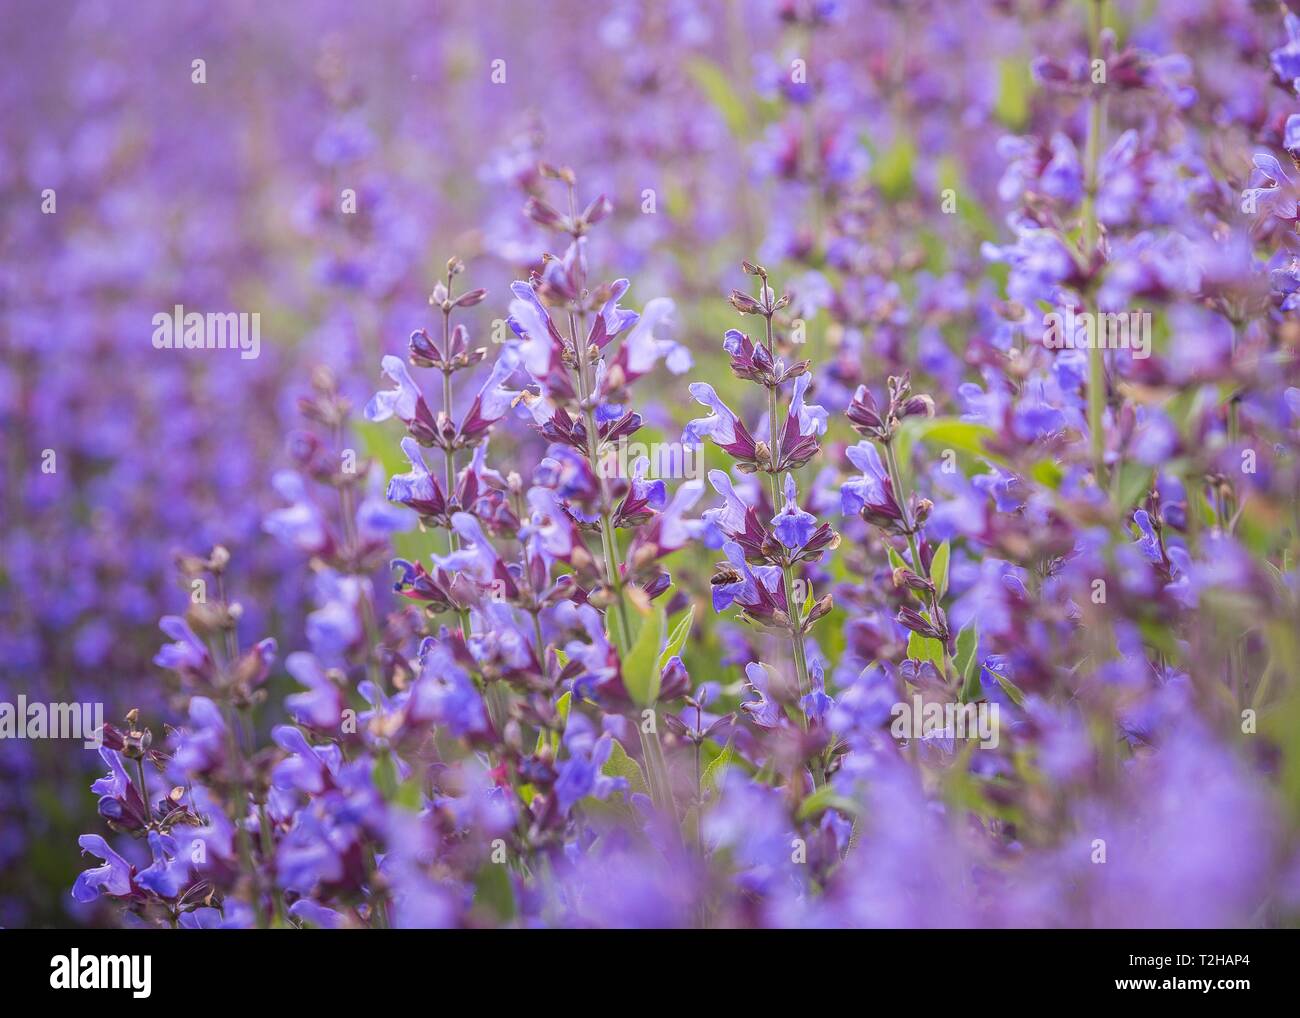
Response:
984,667,1026,708
657,605,695,673
796,784,863,822
995,56,1032,129
959,673,982,705
685,58,750,139
602,738,650,799
353,418,407,477
1115,462,1153,513
536,690,573,755
887,545,909,573
954,622,978,683
910,418,998,459
473,859,516,922
699,741,734,798
873,134,916,200
1030,457,1064,490
907,630,945,670
373,755,425,811
621,603,666,707
929,541,951,599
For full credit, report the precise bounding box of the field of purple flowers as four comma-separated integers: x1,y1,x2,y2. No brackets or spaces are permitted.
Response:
4,0,1300,929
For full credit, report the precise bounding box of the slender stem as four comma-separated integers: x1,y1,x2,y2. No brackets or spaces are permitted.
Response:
223,700,263,928
258,804,286,928
1083,0,1108,484
1226,318,1243,529
209,577,265,928
762,315,813,706
135,757,152,825
437,271,466,640
442,369,458,542
760,310,824,787
1226,319,1244,706
881,438,952,682
566,300,674,818
694,713,704,856
530,610,547,673
440,312,460,561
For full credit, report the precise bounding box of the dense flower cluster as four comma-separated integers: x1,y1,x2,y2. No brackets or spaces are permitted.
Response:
5,0,1300,928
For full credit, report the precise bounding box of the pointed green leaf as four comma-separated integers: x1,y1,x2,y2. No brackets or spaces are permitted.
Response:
555,689,573,727
602,738,650,799
657,605,695,672
929,541,951,599
910,418,997,458
907,631,945,670
954,622,978,682
685,58,750,139
873,134,916,200
984,667,1026,708
622,603,666,707
536,689,573,755
472,859,516,922
995,56,1032,129
699,741,734,798
796,784,864,822
1116,462,1154,513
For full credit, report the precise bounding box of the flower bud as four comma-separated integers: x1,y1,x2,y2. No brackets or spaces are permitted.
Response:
728,289,765,315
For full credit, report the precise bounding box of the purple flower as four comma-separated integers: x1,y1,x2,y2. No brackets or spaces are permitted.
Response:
711,540,784,619
153,615,211,678
72,834,133,903
555,725,626,811
365,355,435,430
740,662,783,729
1242,153,1298,222
135,831,191,899
683,383,759,464
386,438,446,518
840,441,902,526
1271,13,1300,91
800,660,834,725
264,471,331,554
772,473,816,550
459,346,524,440
284,652,344,731
616,297,691,381
408,641,489,738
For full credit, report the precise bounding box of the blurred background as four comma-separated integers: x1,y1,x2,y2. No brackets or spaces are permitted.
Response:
2,0,1294,925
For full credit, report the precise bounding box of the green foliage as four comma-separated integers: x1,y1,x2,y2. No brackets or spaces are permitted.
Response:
622,603,667,707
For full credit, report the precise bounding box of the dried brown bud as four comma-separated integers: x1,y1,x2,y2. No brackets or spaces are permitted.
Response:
728,290,765,315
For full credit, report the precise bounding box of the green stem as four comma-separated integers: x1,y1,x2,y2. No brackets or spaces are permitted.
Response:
258,804,286,928
1083,0,1108,484
763,318,813,705
135,757,152,825
762,313,823,786
223,701,263,928
568,303,674,819
881,438,952,683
